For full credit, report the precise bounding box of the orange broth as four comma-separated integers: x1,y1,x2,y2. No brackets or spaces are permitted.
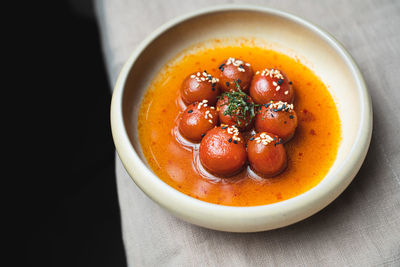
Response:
137,43,341,206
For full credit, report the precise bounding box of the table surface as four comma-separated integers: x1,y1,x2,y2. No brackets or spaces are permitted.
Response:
95,0,400,266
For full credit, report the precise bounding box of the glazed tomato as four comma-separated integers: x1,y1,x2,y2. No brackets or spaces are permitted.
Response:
218,57,254,93
181,71,221,105
249,68,294,104
254,101,298,142
247,132,287,177
178,100,218,142
199,125,247,176
217,94,255,131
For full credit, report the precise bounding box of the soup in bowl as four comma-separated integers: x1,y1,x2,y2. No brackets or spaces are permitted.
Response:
111,6,372,232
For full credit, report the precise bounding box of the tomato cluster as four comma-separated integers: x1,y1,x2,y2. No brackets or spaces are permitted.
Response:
178,58,298,177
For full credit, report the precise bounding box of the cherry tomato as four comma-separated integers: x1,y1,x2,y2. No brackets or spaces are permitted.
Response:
218,57,254,93
249,68,294,104
255,101,298,142
199,126,247,176
181,71,221,105
217,94,255,131
247,132,287,177
178,100,218,142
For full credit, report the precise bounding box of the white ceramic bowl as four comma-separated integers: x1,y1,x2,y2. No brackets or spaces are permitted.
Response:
111,5,372,232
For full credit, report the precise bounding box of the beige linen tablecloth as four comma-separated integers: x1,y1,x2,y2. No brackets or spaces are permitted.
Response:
95,0,400,266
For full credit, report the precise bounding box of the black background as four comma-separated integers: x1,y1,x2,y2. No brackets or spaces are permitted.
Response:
23,1,127,266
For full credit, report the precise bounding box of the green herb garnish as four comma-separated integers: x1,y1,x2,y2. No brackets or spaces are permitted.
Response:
219,80,258,127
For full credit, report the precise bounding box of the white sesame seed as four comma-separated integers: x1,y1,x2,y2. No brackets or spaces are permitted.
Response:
267,101,293,111
255,132,274,145
284,91,289,95
190,75,195,78
197,72,200,76
210,106,215,110
258,68,284,79
234,60,243,66
276,86,280,91
208,119,213,124
226,57,247,68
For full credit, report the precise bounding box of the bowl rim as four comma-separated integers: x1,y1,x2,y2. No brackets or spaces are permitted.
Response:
111,4,372,228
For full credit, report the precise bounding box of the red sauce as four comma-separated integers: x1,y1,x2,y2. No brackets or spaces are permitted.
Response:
137,42,341,206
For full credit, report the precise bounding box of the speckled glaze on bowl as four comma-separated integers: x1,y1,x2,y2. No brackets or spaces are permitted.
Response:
110,5,372,232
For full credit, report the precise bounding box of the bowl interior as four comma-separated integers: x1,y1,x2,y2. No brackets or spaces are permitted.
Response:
122,9,360,178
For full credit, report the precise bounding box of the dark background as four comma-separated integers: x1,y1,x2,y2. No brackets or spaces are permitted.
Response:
24,1,127,266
